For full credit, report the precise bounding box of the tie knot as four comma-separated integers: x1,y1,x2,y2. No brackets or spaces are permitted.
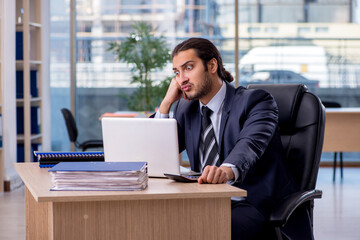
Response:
202,106,213,119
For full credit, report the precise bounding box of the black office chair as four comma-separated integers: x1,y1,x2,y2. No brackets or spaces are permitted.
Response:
322,101,343,181
247,84,325,240
61,108,103,151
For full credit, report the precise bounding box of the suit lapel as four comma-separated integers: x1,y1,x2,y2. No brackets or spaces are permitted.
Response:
218,83,235,160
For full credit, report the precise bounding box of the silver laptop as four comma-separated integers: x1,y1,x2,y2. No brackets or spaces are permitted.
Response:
101,117,183,177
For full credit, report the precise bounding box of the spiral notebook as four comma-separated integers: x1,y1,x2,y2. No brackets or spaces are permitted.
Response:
34,151,104,168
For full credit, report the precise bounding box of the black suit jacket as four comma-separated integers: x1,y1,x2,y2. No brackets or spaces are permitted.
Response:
173,82,297,218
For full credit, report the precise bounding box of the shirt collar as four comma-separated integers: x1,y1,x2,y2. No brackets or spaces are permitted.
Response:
199,81,226,115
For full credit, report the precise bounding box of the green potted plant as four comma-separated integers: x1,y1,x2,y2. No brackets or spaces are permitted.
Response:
108,22,171,112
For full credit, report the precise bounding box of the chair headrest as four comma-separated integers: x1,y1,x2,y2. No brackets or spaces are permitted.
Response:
247,84,307,134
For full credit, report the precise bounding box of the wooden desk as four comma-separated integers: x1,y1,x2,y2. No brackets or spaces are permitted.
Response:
15,163,246,240
323,108,360,152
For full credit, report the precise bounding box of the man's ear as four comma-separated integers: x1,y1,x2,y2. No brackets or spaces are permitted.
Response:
207,58,218,74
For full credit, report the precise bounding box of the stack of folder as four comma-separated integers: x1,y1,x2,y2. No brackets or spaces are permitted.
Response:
48,161,148,191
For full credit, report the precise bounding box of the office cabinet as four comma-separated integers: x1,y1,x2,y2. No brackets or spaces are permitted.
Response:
0,0,50,191
0,0,3,192
0,0,17,193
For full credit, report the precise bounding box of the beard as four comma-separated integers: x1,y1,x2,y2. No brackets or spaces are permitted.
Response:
184,72,213,100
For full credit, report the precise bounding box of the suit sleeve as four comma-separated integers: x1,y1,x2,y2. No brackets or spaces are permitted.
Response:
150,101,186,154
223,89,279,183
173,100,187,154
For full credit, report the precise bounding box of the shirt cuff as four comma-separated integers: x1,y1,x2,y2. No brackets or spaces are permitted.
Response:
154,111,170,118
221,163,240,184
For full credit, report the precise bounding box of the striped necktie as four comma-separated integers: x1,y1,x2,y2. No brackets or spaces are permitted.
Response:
200,106,220,171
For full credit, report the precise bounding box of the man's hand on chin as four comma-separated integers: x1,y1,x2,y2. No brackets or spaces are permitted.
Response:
198,165,234,184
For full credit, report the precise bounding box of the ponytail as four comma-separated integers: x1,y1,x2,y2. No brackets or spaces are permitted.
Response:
220,68,234,83
172,38,234,83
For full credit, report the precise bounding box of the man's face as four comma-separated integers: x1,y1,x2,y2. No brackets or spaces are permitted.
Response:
172,49,212,101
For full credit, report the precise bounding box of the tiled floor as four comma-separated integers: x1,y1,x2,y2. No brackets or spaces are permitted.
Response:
0,167,359,240
314,167,360,240
0,184,25,240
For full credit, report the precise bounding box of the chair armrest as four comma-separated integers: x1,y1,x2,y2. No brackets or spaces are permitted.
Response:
270,189,322,227
81,140,103,146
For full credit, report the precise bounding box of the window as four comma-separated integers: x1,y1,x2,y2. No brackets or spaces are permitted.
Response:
50,0,360,164
248,27,260,33
265,27,278,33
298,27,311,34
315,27,329,33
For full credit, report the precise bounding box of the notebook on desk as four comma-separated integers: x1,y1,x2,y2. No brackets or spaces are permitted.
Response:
101,117,200,180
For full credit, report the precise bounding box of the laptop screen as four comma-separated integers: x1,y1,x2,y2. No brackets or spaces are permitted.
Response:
101,117,181,177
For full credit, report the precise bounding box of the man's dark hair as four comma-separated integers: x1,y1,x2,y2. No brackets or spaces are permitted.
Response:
172,38,234,83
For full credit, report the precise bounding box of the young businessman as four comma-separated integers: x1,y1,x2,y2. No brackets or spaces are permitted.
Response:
155,38,313,239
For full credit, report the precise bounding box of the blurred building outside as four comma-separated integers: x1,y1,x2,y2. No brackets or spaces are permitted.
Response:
50,0,360,162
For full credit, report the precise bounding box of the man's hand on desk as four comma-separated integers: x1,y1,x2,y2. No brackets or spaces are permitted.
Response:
198,166,234,184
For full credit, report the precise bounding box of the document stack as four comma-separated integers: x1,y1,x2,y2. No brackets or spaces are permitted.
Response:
48,161,148,191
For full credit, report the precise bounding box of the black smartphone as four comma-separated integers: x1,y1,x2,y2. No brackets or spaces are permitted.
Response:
164,173,200,183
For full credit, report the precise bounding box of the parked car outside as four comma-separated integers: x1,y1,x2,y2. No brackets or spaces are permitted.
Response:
239,46,328,87
240,70,320,88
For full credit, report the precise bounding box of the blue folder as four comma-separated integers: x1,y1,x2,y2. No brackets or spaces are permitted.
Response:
48,161,147,172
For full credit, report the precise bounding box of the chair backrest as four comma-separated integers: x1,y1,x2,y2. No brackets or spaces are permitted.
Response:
247,84,325,190
61,108,78,143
